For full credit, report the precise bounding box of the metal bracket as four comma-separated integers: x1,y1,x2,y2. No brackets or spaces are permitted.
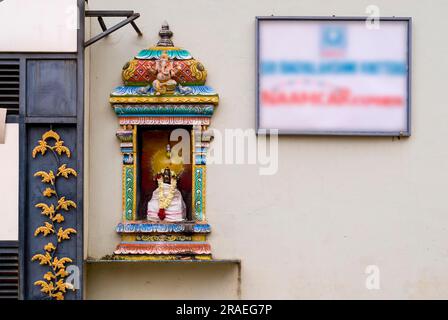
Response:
84,10,142,48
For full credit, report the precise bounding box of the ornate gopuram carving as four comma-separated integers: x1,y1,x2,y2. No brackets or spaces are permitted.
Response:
109,22,219,260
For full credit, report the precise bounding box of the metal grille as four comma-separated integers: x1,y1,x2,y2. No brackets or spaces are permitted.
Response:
0,60,20,115
0,242,19,300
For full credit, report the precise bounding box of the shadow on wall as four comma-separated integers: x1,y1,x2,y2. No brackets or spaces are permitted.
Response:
86,262,240,299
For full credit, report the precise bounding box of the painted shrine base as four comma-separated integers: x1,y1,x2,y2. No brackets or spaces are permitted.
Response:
113,221,212,260
114,242,211,255
103,255,213,261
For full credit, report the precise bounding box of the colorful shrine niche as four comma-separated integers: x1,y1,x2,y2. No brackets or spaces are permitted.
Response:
109,23,218,260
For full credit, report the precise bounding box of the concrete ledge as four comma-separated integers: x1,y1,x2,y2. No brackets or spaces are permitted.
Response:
85,258,241,299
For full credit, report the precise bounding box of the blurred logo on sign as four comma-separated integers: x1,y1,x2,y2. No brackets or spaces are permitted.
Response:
320,26,346,58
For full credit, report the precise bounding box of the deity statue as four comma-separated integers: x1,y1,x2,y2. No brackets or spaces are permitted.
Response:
147,167,187,222
139,51,181,95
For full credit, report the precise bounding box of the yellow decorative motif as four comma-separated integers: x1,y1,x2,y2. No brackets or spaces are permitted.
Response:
32,140,49,158
34,222,54,237
147,46,182,50
122,59,138,81
44,272,56,281
35,203,55,218
52,214,65,223
57,227,77,242
57,197,77,211
42,130,61,141
186,60,207,83
34,170,55,184
44,243,56,252
52,257,73,270
109,95,219,105
194,255,213,261
34,280,54,294
43,188,56,197
31,253,52,265
57,164,77,178
53,141,71,157
31,129,77,300
32,129,71,159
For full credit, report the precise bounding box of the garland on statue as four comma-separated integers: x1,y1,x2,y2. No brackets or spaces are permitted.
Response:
156,170,177,220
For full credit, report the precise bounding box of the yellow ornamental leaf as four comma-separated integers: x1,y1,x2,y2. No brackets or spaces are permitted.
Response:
52,257,59,269
35,203,55,218
56,197,77,211
44,252,52,264
42,187,56,198
55,269,69,278
44,242,56,252
57,164,68,177
34,222,54,237
34,170,55,184
52,213,65,223
34,280,54,294
55,279,68,293
52,257,73,270
44,272,56,281
32,140,48,158
52,292,65,300
31,253,51,266
57,227,77,242
42,130,60,142
57,164,78,178
53,141,71,158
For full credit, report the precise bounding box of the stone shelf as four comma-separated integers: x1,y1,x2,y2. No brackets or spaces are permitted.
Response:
85,258,242,299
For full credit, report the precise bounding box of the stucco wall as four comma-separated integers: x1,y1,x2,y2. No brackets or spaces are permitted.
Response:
86,262,240,300
86,0,448,299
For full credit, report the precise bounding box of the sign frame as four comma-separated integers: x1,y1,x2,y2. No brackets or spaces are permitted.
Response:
255,16,412,136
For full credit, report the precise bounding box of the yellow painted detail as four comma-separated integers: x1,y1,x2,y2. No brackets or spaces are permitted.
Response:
31,129,78,300
110,96,219,105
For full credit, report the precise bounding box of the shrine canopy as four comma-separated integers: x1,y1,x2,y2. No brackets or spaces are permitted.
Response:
109,22,219,126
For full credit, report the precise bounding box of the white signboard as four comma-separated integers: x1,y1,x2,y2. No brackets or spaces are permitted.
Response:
257,17,411,136
0,0,78,52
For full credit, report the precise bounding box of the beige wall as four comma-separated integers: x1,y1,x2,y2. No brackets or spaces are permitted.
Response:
86,263,239,300
0,124,19,241
86,0,448,299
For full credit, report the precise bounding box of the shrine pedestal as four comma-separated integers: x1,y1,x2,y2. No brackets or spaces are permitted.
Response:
112,222,212,260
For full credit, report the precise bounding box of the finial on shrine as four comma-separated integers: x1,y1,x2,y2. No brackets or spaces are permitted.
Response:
157,21,174,47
